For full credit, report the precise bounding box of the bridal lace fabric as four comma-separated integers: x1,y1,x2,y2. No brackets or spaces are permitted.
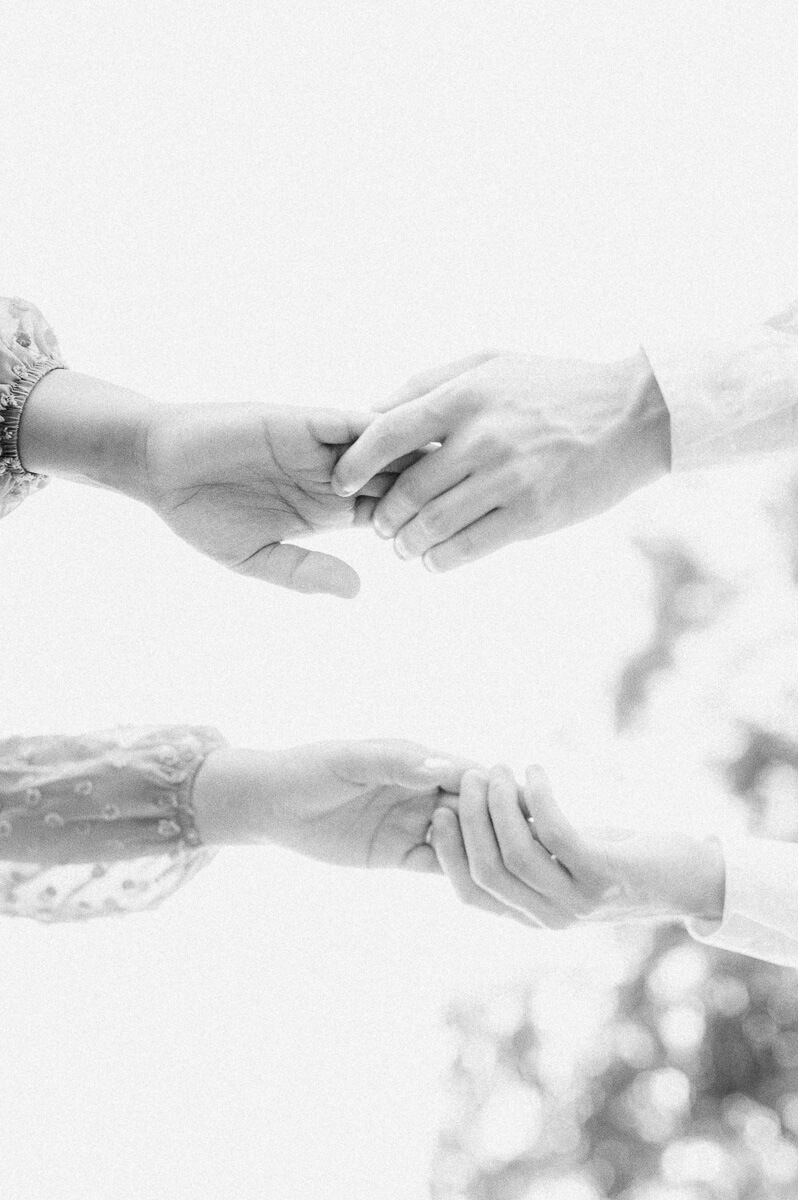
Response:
1,296,226,923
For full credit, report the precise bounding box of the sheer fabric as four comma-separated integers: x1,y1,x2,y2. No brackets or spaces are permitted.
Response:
643,297,798,470
0,296,65,518
1,295,226,922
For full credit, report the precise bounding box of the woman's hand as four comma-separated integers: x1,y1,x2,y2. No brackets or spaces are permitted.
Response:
428,765,726,927
331,350,670,573
193,740,481,872
21,368,406,599
143,403,397,598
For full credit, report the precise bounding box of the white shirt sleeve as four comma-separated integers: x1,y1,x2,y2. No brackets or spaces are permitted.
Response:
686,835,798,968
642,298,798,471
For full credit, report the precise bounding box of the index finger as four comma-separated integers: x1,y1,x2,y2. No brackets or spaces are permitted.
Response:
331,397,450,497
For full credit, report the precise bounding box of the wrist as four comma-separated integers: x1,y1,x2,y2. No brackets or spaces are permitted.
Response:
17,369,159,503
682,835,726,923
614,348,672,487
191,747,280,846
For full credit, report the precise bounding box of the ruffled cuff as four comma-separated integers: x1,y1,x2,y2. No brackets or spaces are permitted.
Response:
0,725,228,923
0,296,68,519
685,836,798,968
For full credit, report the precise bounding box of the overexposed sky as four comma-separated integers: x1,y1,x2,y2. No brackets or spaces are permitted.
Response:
2,2,797,1197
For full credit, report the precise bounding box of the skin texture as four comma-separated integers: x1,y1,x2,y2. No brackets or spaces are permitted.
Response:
21,369,412,599
142,404,404,598
192,739,480,872
332,348,671,573
429,765,726,928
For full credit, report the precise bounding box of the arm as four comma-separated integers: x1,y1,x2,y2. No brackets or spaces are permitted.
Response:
3,294,400,598
332,297,798,573
0,730,476,922
332,348,671,572
0,725,225,922
430,764,798,969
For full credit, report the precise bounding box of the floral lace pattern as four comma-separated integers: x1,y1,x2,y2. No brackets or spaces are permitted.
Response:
0,726,226,923
0,296,66,519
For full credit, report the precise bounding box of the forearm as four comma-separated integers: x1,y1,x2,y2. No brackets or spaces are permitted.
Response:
17,369,158,502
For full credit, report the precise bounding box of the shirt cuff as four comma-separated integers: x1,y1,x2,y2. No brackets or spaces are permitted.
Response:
686,835,798,968
642,317,798,472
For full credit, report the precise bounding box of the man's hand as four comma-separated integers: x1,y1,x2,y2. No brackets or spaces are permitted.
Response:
332,349,671,572
143,403,394,598
193,739,480,872
429,765,726,927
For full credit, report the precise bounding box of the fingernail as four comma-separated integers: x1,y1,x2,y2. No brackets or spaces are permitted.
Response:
372,516,393,539
421,757,454,776
422,553,443,574
334,479,357,497
425,823,435,845
394,539,413,561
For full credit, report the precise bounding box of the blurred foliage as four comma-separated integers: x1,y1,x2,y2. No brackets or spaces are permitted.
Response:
430,474,798,1200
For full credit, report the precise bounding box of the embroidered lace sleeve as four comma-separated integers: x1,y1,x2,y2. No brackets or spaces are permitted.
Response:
0,725,226,923
0,296,67,519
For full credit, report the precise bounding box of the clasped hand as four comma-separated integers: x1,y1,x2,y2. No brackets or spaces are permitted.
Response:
196,741,725,929
138,344,670,598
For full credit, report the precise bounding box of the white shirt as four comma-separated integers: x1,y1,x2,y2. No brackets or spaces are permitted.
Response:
642,297,798,965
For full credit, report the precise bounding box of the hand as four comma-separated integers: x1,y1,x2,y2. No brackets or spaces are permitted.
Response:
429,765,726,927
143,404,402,598
331,349,671,572
21,368,399,599
195,740,480,872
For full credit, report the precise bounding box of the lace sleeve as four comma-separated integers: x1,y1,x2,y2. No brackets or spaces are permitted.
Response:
0,725,227,923
0,296,67,519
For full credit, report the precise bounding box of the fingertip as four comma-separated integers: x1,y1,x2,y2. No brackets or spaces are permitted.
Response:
332,476,358,498
422,551,445,574
328,570,361,599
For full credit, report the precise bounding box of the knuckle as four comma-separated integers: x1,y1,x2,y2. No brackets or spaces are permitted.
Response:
416,507,446,538
454,527,476,561
474,421,509,459
450,386,482,417
504,460,529,493
367,426,391,456
543,826,566,856
472,859,500,892
396,476,429,510
502,848,527,877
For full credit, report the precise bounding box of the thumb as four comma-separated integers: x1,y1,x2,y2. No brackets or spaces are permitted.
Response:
375,349,501,413
404,843,444,874
351,742,478,792
232,542,361,598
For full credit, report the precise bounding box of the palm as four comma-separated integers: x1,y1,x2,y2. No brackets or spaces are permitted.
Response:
144,404,375,596
265,741,472,872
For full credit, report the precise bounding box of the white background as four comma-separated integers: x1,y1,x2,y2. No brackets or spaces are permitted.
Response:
1,2,797,1197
